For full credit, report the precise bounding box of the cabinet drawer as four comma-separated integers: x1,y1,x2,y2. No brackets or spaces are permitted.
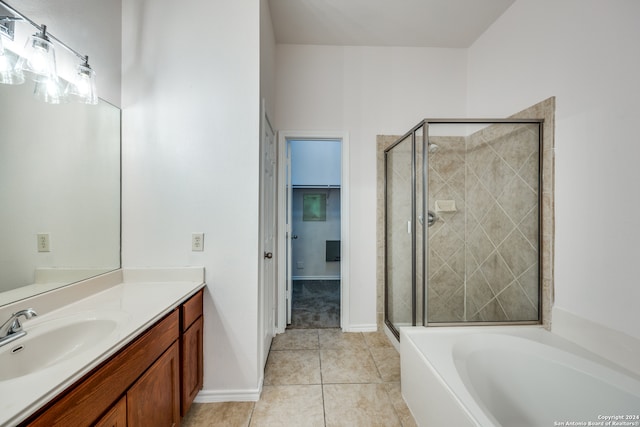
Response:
182,289,203,331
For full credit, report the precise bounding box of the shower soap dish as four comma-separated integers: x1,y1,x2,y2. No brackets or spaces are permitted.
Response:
435,200,457,213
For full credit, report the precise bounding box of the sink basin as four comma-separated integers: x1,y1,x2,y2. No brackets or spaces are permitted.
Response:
0,311,127,381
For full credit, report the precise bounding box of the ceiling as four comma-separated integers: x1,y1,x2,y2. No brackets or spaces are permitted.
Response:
268,0,515,48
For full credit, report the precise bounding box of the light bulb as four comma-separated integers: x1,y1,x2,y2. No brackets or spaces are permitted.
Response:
15,26,58,82
65,58,98,104
33,74,66,104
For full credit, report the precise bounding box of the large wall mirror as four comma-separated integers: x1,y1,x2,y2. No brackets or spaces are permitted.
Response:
0,81,121,306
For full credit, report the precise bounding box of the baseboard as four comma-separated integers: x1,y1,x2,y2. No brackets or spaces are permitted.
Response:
345,323,377,332
291,275,341,281
552,306,640,376
194,387,261,403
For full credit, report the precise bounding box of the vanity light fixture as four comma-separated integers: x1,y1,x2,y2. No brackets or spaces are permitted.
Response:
64,56,98,105
0,0,98,104
0,17,23,84
15,25,58,81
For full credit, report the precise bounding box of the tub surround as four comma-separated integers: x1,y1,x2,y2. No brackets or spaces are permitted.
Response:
401,325,640,427
0,267,205,427
552,307,640,377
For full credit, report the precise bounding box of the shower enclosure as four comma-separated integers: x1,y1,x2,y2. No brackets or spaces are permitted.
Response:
384,119,543,338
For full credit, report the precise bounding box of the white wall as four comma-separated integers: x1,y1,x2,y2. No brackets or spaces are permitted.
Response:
291,188,341,279
122,0,263,397
260,0,277,117
291,140,341,186
276,45,468,328
467,0,640,339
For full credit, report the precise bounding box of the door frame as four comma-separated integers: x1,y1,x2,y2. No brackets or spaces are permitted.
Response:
276,130,350,333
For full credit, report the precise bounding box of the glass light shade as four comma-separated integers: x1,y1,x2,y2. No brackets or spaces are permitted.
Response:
65,61,98,104
0,36,24,85
15,29,58,82
33,74,66,104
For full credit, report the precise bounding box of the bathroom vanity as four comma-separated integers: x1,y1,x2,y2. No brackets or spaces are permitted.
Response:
0,268,205,427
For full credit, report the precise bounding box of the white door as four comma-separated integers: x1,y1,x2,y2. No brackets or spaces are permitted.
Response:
259,104,276,368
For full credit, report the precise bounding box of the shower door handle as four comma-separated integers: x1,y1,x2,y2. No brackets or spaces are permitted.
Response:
427,211,438,227
418,212,438,227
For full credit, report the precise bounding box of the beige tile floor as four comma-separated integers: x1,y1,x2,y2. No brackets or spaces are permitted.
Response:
182,328,417,427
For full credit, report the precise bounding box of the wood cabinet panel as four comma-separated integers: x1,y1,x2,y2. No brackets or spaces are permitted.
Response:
181,316,203,416
94,396,127,427
25,310,179,427
182,290,203,331
127,342,180,427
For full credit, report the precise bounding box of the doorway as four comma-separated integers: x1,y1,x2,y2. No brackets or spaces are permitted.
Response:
277,131,350,333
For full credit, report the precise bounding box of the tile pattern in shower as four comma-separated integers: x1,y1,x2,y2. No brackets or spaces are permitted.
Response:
463,124,539,322
426,136,467,321
428,124,540,322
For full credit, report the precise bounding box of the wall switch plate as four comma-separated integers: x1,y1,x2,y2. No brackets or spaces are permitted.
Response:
37,233,50,252
192,233,204,251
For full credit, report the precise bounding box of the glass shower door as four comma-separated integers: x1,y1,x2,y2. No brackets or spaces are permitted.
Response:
384,119,542,337
385,134,414,332
426,121,541,324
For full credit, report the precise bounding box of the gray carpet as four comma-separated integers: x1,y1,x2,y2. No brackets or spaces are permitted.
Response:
289,280,340,329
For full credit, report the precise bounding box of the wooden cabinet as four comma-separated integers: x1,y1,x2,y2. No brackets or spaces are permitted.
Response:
127,342,180,427
94,397,126,427
180,290,204,416
22,290,204,427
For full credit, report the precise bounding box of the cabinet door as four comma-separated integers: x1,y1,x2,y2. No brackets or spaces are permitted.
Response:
94,397,126,427
127,342,180,427
181,316,203,416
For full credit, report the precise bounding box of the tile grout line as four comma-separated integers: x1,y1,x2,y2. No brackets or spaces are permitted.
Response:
246,401,257,427
317,329,328,427
366,332,405,426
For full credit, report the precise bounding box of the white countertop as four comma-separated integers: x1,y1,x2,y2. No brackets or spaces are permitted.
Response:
0,268,205,427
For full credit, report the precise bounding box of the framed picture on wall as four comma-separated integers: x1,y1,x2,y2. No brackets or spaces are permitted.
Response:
303,194,326,221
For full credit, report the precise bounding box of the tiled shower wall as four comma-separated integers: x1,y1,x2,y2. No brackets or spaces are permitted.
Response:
377,96,555,329
425,136,467,321
428,125,540,322
463,124,539,322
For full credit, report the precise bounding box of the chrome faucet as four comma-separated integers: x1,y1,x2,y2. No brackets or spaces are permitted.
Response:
0,308,38,348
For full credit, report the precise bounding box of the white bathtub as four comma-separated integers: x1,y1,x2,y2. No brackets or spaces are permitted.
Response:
400,326,640,427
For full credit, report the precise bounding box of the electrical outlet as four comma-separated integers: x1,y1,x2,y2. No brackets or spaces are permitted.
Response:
297,261,304,269
37,233,50,252
192,233,204,251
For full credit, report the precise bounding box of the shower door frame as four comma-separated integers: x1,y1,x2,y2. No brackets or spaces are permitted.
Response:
384,121,426,339
384,118,544,339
